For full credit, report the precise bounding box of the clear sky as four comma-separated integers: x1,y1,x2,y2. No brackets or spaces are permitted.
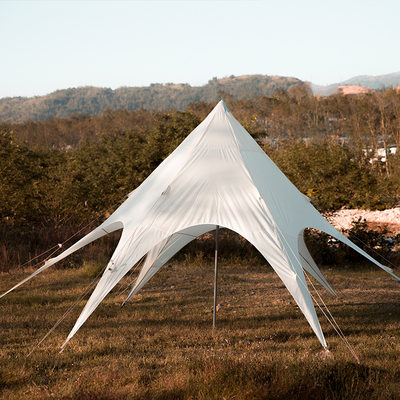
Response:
1,0,399,98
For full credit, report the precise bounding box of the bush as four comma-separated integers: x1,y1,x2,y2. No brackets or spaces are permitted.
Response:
305,218,400,268
268,141,391,211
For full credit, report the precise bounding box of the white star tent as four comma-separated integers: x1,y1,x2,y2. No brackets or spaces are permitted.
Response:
3,100,398,350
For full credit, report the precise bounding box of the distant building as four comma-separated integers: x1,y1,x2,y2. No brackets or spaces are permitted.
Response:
337,85,371,95
376,146,397,162
363,146,397,163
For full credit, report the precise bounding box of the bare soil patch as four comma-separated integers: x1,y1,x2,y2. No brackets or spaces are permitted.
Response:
328,207,400,234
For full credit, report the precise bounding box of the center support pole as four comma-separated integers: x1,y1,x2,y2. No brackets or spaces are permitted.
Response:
213,225,219,328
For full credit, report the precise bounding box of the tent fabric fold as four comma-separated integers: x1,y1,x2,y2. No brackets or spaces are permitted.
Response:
3,100,399,349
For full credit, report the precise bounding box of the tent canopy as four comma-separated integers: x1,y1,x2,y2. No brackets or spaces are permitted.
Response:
3,101,398,350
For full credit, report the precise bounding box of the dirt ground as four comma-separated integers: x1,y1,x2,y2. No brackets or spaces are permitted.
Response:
327,207,400,234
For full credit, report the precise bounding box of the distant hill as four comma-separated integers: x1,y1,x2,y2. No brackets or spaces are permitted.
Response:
0,75,304,123
311,71,400,95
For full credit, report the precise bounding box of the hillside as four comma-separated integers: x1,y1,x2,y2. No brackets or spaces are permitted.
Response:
0,75,304,123
311,71,400,95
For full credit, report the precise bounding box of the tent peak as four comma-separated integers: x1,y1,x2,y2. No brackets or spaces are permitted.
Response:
216,99,230,112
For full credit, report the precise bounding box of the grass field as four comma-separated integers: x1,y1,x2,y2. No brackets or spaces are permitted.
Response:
1,261,399,399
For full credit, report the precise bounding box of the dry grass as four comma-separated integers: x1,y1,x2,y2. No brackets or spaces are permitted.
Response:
1,262,399,399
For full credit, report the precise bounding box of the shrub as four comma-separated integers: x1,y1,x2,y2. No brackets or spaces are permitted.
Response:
305,218,400,268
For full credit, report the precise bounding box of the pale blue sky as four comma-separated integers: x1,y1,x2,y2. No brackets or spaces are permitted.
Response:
1,0,399,98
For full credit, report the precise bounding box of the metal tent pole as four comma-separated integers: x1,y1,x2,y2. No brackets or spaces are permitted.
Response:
213,225,219,328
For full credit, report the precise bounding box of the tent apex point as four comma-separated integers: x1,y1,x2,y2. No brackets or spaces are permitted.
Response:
216,99,229,112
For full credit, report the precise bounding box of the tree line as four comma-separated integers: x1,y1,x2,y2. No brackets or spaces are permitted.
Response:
0,75,303,123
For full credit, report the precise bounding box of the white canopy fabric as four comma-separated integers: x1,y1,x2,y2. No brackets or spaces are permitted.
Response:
3,100,398,350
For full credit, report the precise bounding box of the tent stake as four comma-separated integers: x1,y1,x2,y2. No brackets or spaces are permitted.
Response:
213,225,219,328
